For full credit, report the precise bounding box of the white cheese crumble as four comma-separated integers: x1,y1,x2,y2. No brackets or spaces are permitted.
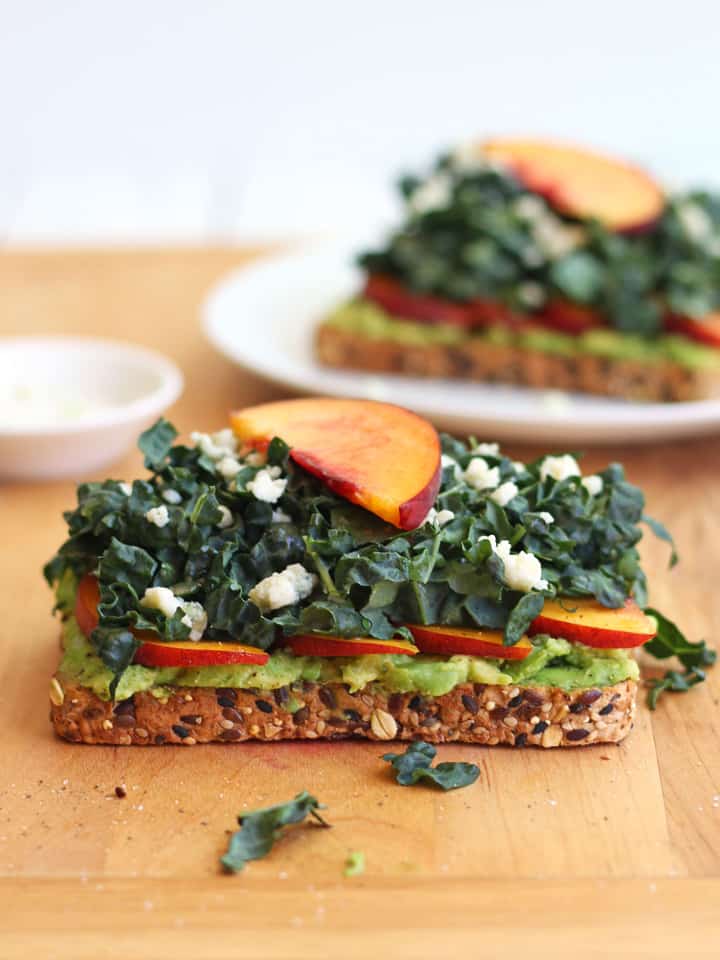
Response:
410,173,453,214
245,466,287,504
463,457,500,491
248,564,317,613
539,454,581,483
145,505,170,528
140,588,208,641
582,474,604,496
490,481,518,507
676,201,714,243
162,488,182,505
472,442,500,456
450,142,487,173
271,509,292,524
441,454,462,479
119,482,132,496
512,461,527,475
424,507,455,527
539,511,555,525
190,428,238,462
216,455,243,480
480,535,548,593
512,194,547,221
245,450,266,467
517,281,546,309
217,504,234,528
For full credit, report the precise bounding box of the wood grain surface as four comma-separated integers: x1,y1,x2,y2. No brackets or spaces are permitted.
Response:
1,249,719,958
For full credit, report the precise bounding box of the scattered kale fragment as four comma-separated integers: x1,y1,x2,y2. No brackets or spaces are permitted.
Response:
382,740,479,790
644,607,716,709
220,791,330,873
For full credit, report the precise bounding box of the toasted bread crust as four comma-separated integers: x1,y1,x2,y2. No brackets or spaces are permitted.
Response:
49,674,636,748
315,324,720,402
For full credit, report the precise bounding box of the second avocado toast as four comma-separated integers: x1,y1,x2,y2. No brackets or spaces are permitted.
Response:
45,398,712,747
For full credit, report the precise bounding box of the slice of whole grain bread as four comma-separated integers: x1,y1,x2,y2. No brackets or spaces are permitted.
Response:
49,674,636,748
315,323,720,402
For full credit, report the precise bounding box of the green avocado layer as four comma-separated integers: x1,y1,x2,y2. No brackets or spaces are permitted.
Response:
325,299,720,371
59,617,639,702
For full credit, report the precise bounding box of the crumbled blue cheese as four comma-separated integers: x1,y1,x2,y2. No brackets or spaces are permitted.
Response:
248,564,317,612
480,535,548,592
216,455,243,480
410,173,453,214
190,428,238,462
245,450,266,467
517,281,546,309
581,474,603,496
441,454,462,480
161,488,182,505
539,511,555,525
472,442,499,456
424,507,455,527
512,461,527,475
217,504,234,528
145,505,170,528
119,482,132,496
245,466,287,504
676,201,714,243
271,508,292,524
463,457,500,491
539,454,581,482
139,587,208,640
489,480,518,507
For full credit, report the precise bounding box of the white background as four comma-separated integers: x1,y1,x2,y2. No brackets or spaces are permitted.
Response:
1,0,719,244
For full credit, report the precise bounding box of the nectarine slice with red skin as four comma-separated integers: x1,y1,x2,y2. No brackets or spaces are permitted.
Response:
230,398,441,530
134,640,269,667
287,634,418,657
665,311,720,349
406,624,532,660
538,299,605,335
482,139,665,233
364,274,474,327
529,597,656,649
75,573,101,638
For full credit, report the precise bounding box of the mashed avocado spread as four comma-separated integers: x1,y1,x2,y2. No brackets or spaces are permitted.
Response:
326,299,720,371
59,616,639,702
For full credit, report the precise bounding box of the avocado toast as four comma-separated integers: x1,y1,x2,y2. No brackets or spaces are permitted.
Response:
46,398,692,748
316,139,720,402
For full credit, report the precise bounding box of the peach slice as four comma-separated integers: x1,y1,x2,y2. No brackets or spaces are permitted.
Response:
406,624,532,660
287,634,418,657
230,398,441,530
665,310,720,348
134,640,269,667
482,138,664,233
529,597,656,649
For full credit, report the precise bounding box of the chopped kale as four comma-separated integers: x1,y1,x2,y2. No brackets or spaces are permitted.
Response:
45,422,678,689
382,740,479,790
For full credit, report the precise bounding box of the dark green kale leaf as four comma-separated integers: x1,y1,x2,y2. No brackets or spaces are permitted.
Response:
220,792,330,873
382,740,479,791
647,668,708,710
138,418,178,470
504,592,544,646
641,515,678,567
644,607,716,709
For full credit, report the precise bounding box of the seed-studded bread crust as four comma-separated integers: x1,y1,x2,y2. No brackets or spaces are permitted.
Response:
49,674,637,748
315,323,720,403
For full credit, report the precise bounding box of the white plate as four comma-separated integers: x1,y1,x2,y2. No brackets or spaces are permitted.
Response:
202,243,720,445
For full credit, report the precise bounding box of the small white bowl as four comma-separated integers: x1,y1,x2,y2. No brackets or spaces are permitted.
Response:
0,336,184,480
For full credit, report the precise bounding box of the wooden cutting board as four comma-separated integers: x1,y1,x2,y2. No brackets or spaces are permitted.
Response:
1,250,719,958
